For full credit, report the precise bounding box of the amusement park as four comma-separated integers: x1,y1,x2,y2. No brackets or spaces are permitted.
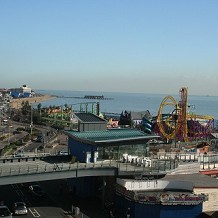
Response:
1,87,218,218
154,87,216,152
7,86,218,154
9,88,216,147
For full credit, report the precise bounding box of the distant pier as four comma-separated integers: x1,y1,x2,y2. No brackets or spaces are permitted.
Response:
57,95,113,100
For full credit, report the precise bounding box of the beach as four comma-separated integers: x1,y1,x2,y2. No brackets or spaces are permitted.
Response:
9,95,57,109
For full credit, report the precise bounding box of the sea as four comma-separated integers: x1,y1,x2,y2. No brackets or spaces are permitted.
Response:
35,89,218,122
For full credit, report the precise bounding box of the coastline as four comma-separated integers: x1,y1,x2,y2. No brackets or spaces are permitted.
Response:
9,95,57,109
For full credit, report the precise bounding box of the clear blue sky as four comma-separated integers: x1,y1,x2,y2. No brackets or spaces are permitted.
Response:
0,0,218,95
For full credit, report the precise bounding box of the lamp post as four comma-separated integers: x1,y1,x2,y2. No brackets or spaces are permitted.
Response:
172,107,180,149
43,134,45,154
8,122,10,145
7,117,12,146
0,108,2,126
30,104,33,135
173,113,178,148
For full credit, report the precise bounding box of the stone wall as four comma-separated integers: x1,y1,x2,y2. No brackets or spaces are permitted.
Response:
194,188,218,212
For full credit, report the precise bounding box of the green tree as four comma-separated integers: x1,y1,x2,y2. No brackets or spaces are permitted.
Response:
21,101,31,116
37,103,42,111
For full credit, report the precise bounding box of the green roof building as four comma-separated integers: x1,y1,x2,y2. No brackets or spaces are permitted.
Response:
64,113,159,163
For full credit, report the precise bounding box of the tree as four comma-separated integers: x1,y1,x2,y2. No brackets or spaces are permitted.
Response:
119,110,131,126
37,103,42,111
21,101,31,116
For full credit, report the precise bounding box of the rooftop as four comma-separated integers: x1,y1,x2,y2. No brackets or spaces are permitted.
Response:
162,173,218,188
73,112,106,123
65,128,159,145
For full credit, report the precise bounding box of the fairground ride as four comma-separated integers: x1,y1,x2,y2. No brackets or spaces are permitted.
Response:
41,102,100,127
156,87,214,142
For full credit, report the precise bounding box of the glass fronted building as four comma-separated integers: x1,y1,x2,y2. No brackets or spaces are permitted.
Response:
65,128,160,163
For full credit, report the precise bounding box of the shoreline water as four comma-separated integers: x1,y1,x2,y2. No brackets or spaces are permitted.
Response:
9,90,218,121
36,90,218,120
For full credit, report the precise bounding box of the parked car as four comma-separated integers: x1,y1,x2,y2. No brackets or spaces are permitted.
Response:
29,184,45,197
13,202,28,215
0,205,13,218
13,152,25,158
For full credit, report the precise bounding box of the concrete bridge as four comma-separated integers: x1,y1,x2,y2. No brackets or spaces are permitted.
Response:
0,152,180,186
0,152,217,186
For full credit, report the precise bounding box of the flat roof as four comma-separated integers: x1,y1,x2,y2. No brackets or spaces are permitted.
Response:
74,112,106,123
162,173,218,188
64,128,160,146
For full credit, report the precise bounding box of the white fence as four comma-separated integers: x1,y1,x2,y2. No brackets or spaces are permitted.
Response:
122,153,151,167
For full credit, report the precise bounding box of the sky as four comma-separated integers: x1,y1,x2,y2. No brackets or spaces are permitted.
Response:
0,0,218,96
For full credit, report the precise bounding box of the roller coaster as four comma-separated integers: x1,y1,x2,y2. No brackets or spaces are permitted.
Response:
156,87,214,142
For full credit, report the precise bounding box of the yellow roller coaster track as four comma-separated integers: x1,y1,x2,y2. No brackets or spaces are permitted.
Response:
187,114,214,120
157,95,178,140
157,87,214,141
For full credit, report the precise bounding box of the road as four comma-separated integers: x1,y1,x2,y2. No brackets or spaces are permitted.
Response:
0,124,28,149
0,162,113,218
0,181,72,218
0,120,68,157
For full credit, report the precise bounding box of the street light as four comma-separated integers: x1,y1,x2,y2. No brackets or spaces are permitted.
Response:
8,123,10,145
7,118,12,146
43,134,46,154
30,104,33,135
173,113,178,148
172,107,180,148
0,108,2,126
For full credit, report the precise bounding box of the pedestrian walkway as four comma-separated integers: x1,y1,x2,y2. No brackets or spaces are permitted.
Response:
167,162,200,175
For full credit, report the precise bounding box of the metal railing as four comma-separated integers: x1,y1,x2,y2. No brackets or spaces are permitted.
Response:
0,158,176,177
1,153,217,178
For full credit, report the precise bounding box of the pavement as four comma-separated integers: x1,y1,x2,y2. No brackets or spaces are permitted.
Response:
167,162,201,175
